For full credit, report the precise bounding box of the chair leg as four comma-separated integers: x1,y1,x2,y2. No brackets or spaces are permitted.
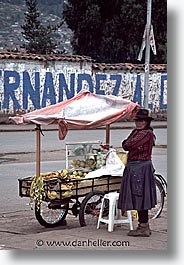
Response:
108,201,116,232
127,210,133,230
97,198,105,229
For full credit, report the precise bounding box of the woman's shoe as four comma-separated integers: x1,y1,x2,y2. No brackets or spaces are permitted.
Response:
127,223,150,237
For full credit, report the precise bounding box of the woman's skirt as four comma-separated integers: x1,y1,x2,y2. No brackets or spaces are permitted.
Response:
117,160,157,211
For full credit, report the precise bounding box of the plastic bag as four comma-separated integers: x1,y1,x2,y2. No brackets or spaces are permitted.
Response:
85,148,125,179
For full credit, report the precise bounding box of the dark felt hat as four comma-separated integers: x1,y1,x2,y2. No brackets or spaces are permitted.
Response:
134,108,154,121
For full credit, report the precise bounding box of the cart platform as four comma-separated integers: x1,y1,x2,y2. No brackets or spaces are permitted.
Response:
18,174,122,201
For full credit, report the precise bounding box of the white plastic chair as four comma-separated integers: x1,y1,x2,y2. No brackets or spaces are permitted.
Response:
97,191,133,232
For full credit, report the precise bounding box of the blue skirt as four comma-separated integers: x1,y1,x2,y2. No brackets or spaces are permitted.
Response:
117,160,157,211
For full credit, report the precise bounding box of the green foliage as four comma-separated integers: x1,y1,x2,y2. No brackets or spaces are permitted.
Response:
63,0,167,63
21,0,64,54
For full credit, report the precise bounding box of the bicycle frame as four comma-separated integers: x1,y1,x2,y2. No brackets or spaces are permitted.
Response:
154,173,167,196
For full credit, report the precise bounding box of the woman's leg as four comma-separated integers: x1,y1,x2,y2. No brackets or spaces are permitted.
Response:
127,209,151,237
138,210,148,223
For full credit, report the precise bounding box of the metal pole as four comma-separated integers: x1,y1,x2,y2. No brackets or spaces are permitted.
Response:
144,0,152,109
36,124,41,177
106,124,110,146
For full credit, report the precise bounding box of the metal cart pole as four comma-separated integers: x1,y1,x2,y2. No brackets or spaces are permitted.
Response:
106,124,110,145
36,124,41,177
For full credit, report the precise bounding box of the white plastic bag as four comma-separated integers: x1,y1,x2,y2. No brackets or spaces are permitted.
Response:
85,148,125,179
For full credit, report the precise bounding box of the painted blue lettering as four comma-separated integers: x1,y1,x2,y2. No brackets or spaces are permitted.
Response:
160,74,167,109
95,74,106,95
59,73,75,102
110,74,122,95
77,74,93,93
4,70,20,109
148,102,153,110
23,71,40,109
42,72,56,107
0,70,1,109
133,74,142,106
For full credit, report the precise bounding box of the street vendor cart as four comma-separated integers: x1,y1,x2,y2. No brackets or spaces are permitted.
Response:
11,90,167,228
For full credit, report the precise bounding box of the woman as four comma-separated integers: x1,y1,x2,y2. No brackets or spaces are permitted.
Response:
117,108,157,237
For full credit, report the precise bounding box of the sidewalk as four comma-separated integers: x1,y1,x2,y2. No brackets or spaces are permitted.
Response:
0,201,167,250
0,121,167,132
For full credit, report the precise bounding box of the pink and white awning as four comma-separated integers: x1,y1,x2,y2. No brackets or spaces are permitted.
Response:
11,90,139,139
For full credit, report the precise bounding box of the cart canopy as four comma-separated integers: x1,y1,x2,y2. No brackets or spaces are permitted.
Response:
11,89,139,139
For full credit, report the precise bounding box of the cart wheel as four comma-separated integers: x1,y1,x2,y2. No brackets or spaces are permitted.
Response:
35,200,69,228
79,191,106,227
149,178,165,219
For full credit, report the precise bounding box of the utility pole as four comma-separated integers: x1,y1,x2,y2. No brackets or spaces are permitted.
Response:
144,0,152,109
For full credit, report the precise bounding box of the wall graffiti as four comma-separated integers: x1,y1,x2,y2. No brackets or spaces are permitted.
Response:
0,68,167,112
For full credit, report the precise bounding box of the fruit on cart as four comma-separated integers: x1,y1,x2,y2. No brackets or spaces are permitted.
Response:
28,167,90,206
61,183,74,190
71,158,95,170
80,161,85,168
96,160,105,168
59,169,87,180
69,173,84,180
47,190,60,200
78,171,83,177
63,169,69,175
62,191,73,198
41,169,88,182
69,171,87,180
86,158,95,166
47,181,75,200
56,169,69,179
40,171,61,180
30,176,45,208
95,149,108,169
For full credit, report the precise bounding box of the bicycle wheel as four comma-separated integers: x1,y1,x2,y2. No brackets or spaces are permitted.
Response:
35,200,69,227
149,179,165,219
79,191,106,227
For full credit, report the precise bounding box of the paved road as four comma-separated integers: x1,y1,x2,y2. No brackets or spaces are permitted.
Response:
0,127,167,154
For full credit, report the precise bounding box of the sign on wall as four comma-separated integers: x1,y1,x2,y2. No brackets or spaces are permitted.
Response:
0,69,167,112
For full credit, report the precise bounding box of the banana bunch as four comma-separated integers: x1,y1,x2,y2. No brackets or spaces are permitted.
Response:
47,190,60,200
47,191,74,200
29,176,45,209
42,170,68,180
29,168,89,203
40,169,88,182
62,191,73,198
47,183,74,200
61,182,74,190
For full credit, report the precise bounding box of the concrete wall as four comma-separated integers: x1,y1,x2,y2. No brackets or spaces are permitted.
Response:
0,59,167,114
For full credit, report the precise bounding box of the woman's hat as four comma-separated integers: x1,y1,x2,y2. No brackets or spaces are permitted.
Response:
134,108,154,121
